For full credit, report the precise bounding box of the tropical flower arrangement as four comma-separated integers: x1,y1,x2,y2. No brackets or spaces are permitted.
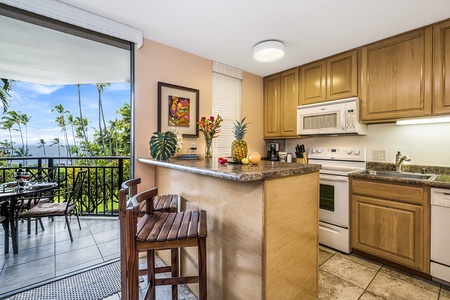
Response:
197,115,223,158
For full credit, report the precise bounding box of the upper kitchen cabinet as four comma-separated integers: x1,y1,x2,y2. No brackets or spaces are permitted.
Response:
360,27,433,122
264,68,298,138
434,19,450,115
299,50,358,105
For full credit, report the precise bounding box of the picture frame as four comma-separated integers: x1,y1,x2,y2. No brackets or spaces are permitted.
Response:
157,82,199,137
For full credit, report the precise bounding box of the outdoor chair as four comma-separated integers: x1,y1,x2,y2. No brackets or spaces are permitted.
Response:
19,169,87,242
0,200,9,253
15,167,58,234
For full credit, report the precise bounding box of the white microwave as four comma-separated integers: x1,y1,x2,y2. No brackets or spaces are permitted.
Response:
297,97,367,135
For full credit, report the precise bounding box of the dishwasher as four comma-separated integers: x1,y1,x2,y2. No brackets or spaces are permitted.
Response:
431,187,450,284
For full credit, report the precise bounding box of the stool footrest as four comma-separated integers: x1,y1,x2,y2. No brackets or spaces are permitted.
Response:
138,265,172,276
155,276,199,286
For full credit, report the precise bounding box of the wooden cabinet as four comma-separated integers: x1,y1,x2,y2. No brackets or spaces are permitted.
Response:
351,179,430,273
434,19,450,115
360,27,433,122
264,68,298,138
299,50,357,105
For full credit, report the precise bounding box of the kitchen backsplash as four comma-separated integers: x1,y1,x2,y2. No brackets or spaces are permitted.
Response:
286,122,450,167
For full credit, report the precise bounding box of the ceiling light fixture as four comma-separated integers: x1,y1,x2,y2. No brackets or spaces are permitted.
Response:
396,117,450,125
253,40,285,62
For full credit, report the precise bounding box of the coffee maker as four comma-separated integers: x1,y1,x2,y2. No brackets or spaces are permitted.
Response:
267,142,280,161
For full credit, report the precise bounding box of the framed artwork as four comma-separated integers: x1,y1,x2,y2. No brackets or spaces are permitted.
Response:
157,82,199,137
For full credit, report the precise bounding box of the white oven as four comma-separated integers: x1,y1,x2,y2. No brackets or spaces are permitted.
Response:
309,147,366,253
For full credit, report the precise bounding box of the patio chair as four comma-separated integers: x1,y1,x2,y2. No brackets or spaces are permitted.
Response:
0,200,9,253
15,167,58,234
19,169,87,242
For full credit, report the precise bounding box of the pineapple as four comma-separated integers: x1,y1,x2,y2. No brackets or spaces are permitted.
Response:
231,117,250,162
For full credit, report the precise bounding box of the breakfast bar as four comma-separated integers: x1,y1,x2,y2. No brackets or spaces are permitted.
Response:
138,157,320,300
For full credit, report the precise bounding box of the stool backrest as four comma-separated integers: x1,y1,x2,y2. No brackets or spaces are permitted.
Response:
127,187,158,217
121,178,141,198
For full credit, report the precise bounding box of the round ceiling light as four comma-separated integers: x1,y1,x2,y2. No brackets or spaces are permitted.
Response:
253,40,285,62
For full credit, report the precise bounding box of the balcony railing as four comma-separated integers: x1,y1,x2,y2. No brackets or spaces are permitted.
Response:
0,156,130,217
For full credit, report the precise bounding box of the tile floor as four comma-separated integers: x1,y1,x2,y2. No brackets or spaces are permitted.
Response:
318,246,450,300
0,216,121,296
1,217,449,300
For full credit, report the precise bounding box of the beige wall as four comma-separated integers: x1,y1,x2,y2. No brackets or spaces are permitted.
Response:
135,38,264,188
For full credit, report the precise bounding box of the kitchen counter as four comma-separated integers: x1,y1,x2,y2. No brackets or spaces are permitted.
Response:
137,157,321,181
349,170,450,189
138,157,320,299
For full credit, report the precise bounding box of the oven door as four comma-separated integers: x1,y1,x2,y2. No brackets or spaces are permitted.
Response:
319,174,349,228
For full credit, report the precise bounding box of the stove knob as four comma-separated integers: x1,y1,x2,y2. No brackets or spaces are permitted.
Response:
346,149,353,155
317,149,322,154
354,149,361,155
311,149,317,154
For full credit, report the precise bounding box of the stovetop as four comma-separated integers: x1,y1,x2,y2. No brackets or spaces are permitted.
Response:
308,147,367,176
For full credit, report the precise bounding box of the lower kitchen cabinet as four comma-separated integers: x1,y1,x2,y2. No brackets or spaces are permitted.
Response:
350,179,430,273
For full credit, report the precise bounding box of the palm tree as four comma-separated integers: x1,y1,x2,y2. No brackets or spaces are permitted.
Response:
67,113,78,149
50,137,64,165
52,104,71,157
0,118,15,157
0,78,14,112
20,113,31,157
3,110,25,152
77,84,91,155
37,139,47,157
96,83,111,155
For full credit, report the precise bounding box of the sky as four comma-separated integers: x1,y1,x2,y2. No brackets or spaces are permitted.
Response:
0,81,130,148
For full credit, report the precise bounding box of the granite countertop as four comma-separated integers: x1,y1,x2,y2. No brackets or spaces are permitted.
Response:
349,164,450,189
138,157,321,182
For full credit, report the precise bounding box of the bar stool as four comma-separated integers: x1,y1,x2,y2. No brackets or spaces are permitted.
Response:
119,179,180,298
124,187,207,300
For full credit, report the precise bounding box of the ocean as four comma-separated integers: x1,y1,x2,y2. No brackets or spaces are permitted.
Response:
4,145,72,166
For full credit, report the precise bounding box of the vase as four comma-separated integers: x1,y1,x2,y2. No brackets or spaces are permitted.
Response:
204,134,213,158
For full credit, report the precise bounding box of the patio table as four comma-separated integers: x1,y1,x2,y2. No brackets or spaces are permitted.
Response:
0,182,58,254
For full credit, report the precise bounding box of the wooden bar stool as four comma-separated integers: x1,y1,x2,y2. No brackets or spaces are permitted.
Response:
124,187,207,300
120,179,180,298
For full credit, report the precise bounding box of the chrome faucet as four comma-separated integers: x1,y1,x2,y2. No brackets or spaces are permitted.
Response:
395,151,411,172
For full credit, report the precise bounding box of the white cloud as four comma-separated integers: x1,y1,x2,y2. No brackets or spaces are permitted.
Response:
18,83,64,95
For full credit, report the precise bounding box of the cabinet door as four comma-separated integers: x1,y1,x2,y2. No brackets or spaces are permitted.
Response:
327,50,358,100
434,20,450,115
299,60,326,105
352,195,427,272
361,28,433,122
264,74,281,137
280,68,298,136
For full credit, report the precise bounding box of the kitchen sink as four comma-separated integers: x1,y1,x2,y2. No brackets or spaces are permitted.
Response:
360,170,437,181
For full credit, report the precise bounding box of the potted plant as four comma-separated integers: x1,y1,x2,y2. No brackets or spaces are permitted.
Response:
149,131,177,160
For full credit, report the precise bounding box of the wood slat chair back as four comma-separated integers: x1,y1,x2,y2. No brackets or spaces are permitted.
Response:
123,188,207,300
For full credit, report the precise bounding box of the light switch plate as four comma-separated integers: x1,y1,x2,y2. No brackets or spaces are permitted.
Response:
373,150,386,161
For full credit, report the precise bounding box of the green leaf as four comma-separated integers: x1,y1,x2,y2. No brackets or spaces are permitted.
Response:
149,131,177,160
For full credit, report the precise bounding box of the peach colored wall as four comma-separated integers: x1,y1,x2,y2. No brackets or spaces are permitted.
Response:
135,39,264,188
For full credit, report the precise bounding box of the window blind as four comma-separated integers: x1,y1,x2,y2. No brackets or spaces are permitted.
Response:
212,62,242,156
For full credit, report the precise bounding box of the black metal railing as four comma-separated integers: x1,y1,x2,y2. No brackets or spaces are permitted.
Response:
0,156,130,217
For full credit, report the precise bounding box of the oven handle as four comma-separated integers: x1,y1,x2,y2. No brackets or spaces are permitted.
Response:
320,175,348,182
